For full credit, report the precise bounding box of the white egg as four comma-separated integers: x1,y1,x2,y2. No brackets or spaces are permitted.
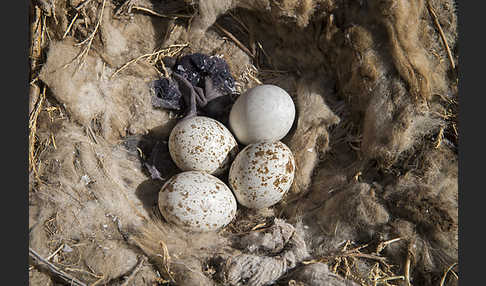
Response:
169,116,239,175
158,171,237,232
229,84,295,145
228,141,295,209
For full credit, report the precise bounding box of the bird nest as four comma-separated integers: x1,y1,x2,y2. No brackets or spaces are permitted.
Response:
29,0,458,285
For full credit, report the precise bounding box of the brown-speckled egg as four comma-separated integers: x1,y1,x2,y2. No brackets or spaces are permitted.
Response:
158,171,237,232
228,141,295,209
169,116,238,175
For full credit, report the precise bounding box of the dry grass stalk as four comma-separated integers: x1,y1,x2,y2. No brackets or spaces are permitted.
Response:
63,12,79,39
121,257,146,286
426,1,455,70
29,248,88,286
110,44,188,79
30,6,43,74
404,241,413,286
45,106,65,122
214,22,254,59
251,222,268,231
303,240,401,286
64,267,104,279
257,69,291,84
256,41,274,68
439,262,458,286
452,123,458,137
131,5,191,19
90,277,105,286
29,86,46,178
43,214,59,237
131,220,175,283
114,0,135,17
50,0,58,24
238,64,263,89
369,263,404,286
63,0,107,72
376,238,402,254
45,243,65,261
158,240,174,281
41,13,52,44
75,0,94,11
435,127,445,148
228,11,249,33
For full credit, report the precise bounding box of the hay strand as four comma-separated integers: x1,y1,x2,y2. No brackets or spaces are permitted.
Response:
131,6,191,19
427,1,455,70
110,44,188,79
404,241,413,286
439,262,458,286
29,248,88,286
376,237,403,254
63,0,106,72
62,12,79,39
29,86,46,177
214,22,254,58
75,0,93,11
121,257,146,286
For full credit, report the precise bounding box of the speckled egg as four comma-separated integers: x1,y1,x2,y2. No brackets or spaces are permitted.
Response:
158,171,237,232
169,116,238,175
228,141,295,209
229,84,295,145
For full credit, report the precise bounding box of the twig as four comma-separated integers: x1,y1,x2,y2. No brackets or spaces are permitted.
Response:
75,0,93,11
50,133,57,149
452,123,458,137
30,6,44,75
114,0,134,17
439,262,458,286
376,237,403,254
251,222,268,231
45,244,64,261
64,267,103,279
427,1,455,70
29,86,46,177
51,0,58,24
42,10,53,43
63,0,106,71
246,71,262,85
75,0,105,47
378,275,405,282
435,127,444,149
121,257,146,286
110,44,188,79
85,125,99,145
228,11,249,33
158,240,175,281
404,241,413,286
131,6,191,19
110,53,154,79
345,252,387,263
302,252,386,265
63,12,79,39
256,41,274,68
29,248,87,286
90,277,105,286
450,269,458,279
214,23,254,59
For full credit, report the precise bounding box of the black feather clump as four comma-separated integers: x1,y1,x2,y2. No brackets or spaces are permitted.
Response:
151,77,183,110
151,53,236,114
175,53,236,96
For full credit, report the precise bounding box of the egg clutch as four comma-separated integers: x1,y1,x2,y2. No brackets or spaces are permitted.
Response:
159,84,296,232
